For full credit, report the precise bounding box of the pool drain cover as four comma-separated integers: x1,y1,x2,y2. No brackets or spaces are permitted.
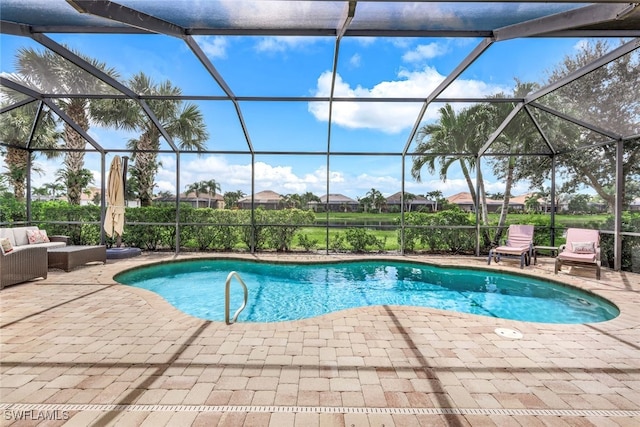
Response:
495,328,523,339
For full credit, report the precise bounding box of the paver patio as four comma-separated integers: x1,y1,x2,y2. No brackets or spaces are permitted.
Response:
1,252,639,426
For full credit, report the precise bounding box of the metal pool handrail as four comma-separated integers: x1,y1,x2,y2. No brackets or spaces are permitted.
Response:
225,271,248,325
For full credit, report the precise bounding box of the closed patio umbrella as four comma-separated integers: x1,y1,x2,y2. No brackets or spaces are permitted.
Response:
104,155,125,244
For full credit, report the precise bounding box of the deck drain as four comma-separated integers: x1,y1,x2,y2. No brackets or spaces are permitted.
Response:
495,327,523,339
1,403,638,419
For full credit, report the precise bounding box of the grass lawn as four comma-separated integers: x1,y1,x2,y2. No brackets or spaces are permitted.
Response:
295,212,611,251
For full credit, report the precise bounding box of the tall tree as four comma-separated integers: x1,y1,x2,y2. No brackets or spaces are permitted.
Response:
300,191,320,209
203,179,221,208
14,47,119,204
0,101,61,201
223,190,245,209
366,188,385,213
485,80,541,244
412,103,492,244
542,40,639,211
185,181,206,200
426,190,443,211
91,72,208,206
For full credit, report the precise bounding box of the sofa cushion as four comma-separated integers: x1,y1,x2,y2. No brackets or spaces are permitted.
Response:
12,226,39,246
0,237,13,255
27,229,50,244
11,241,66,252
0,228,16,247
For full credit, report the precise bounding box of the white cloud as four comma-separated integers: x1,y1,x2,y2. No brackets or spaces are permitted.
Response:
349,53,362,68
402,42,448,62
308,67,510,134
255,36,324,53
199,36,228,59
4,152,534,202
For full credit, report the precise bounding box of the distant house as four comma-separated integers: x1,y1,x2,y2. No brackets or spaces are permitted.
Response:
309,194,359,212
237,190,283,210
448,192,500,212
385,192,435,212
509,193,550,212
448,192,555,213
630,198,640,212
154,191,224,209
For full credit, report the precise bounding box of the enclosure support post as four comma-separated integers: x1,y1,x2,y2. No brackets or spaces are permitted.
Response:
100,154,106,245
550,154,556,247
614,139,623,271
175,152,181,256
400,154,406,256
475,155,481,257
251,153,256,254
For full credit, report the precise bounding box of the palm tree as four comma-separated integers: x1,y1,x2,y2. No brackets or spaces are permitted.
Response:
32,186,49,200
223,190,245,209
185,181,206,199
91,72,208,206
14,47,119,204
300,192,320,209
487,81,540,244
525,194,541,213
44,182,65,198
156,190,174,199
55,168,94,204
411,104,487,220
0,102,61,201
281,193,302,209
412,103,492,243
366,188,385,213
203,179,221,207
403,192,416,212
426,190,443,211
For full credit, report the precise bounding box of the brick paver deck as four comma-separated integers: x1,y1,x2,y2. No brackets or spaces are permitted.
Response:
1,253,639,426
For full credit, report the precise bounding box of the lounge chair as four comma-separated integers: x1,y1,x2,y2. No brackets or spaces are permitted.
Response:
554,228,601,280
487,224,534,269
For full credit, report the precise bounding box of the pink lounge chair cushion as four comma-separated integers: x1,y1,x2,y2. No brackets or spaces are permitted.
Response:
493,245,530,255
558,251,596,263
493,225,534,255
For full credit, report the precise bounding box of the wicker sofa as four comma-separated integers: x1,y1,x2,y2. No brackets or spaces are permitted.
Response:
0,246,49,289
0,226,68,289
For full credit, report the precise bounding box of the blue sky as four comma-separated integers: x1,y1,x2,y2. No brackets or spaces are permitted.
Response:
1,32,600,200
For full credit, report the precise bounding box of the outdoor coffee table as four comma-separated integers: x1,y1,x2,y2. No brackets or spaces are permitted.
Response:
48,245,107,272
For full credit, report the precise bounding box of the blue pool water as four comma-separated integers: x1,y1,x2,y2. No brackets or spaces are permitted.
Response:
115,259,619,324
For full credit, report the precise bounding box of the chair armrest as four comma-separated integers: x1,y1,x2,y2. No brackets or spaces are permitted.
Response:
49,235,70,244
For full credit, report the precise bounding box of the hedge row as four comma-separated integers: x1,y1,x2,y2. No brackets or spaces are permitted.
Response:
1,200,637,270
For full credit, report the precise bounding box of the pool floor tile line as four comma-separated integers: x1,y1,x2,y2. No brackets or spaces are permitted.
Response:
2,403,639,418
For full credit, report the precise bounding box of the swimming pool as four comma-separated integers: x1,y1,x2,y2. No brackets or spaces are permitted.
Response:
115,259,619,324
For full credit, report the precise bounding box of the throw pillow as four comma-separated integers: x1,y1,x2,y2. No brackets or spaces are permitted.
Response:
26,229,48,244
571,241,595,254
0,237,13,254
40,229,51,243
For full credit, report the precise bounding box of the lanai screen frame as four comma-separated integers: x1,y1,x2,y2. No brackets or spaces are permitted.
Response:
1,1,639,270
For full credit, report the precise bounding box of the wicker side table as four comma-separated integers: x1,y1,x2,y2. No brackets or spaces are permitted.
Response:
48,246,107,272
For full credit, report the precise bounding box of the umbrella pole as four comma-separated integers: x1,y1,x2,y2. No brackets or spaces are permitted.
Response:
117,156,129,249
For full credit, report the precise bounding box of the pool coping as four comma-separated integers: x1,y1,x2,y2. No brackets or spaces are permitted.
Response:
113,254,622,326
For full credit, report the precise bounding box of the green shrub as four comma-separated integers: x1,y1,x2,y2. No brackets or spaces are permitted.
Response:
598,212,640,271
400,208,474,253
330,232,346,252
297,233,318,251
264,209,316,251
345,228,386,252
